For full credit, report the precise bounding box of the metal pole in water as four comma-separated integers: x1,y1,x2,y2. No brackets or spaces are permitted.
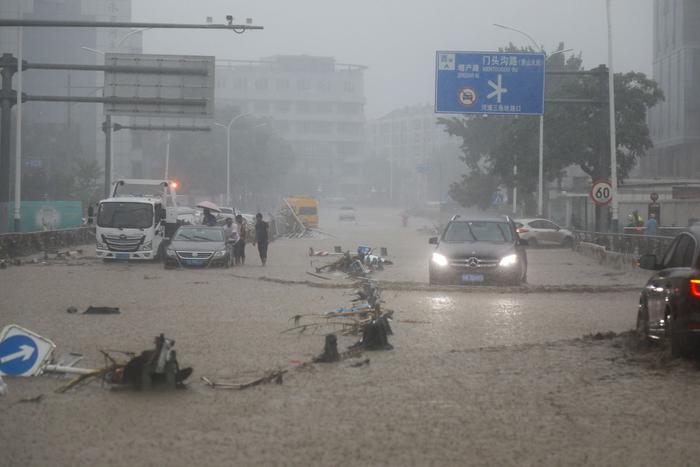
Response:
13,27,22,232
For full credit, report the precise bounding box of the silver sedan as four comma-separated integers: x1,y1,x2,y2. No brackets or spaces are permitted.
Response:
514,218,573,247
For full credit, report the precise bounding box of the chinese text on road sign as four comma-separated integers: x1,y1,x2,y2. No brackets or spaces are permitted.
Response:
435,51,545,116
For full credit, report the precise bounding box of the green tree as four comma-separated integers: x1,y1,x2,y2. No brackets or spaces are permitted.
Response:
72,157,103,208
448,170,500,211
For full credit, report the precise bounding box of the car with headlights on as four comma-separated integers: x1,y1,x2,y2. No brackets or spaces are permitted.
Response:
428,216,528,286
636,228,700,357
514,218,573,247
164,225,231,268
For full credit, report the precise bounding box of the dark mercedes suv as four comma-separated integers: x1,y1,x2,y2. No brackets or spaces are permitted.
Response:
428,216,528,286
637,227,700,356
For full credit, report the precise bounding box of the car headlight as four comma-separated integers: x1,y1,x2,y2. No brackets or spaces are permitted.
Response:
166,249,176,257
499,254,518,267
140,241,152,251
213,249,227,257
432,252,448,267
96,242,106,250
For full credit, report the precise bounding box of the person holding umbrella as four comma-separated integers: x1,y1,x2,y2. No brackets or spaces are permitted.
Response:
202,208,217,226
196,201,221,226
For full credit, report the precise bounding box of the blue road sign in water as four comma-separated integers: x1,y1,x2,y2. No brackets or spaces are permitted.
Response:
435,51,545,116
0,335,39,376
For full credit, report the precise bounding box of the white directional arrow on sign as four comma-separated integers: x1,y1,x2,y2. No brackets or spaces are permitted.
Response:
487,74,508,103
0,345,35,364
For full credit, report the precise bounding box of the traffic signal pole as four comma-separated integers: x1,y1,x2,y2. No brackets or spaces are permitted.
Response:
0,54,17,204
102,115,112,200
0,17,263,231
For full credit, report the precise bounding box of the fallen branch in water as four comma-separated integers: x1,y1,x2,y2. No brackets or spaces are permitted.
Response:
201,369,287,390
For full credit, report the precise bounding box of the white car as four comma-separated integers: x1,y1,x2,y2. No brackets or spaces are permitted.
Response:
514,218,573,247
339,206,357,222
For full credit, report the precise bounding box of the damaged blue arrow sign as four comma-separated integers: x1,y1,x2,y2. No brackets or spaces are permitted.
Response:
0,335,38,376
0,325,56,376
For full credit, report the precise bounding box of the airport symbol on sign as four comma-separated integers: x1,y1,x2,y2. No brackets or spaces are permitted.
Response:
0,325,56,376
487,74,508,103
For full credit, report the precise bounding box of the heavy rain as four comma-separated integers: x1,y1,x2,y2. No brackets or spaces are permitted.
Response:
2,1,700,466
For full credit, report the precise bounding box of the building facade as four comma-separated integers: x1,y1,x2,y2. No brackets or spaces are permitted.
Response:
0,0,142,203
215,55,367,198
642,0,700,178
366,104,465,206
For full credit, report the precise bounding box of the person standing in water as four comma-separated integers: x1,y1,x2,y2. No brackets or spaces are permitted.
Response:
253,212,270,266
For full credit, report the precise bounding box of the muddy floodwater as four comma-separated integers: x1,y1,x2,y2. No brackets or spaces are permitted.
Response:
2,207,699,466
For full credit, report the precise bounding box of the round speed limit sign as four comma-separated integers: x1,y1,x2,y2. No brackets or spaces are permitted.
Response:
590,180,613,205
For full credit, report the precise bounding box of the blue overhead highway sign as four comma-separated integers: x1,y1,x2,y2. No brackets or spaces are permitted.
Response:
435,51,545,116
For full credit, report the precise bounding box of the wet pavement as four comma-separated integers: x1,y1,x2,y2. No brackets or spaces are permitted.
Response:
2,205,699,466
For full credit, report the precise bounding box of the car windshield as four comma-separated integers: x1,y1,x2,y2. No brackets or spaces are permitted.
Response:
174,228,223,242
443,221,513,243
97,202,153,229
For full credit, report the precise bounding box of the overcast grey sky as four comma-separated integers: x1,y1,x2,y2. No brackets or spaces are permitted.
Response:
134,0,653,119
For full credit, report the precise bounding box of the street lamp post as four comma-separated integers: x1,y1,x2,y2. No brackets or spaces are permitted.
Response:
214,113,251,207
606,0,619,232
493,24,571,218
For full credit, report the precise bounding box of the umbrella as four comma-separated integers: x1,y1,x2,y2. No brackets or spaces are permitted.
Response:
196,201,221,212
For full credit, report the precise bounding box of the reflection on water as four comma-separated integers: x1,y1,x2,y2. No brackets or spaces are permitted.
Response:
429,296,455,312
494,298,521,316
426,296,455,324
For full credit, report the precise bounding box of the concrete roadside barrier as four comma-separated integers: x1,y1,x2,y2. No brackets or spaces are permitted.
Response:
0,226,95,259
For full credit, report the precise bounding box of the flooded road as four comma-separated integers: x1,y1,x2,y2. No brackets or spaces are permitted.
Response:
2,206,699,466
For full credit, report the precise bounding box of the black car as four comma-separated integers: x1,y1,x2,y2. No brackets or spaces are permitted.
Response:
637,228,700,356
428,216,528,285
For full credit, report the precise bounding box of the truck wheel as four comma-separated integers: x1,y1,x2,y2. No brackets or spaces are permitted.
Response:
154,243,165,262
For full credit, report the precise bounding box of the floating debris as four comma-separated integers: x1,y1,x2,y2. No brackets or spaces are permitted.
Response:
83,306,120,315
349,358,370,368
201,369,287,390
313,334,340,363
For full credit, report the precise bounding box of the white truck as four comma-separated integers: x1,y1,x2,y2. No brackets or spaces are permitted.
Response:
95,179,180,261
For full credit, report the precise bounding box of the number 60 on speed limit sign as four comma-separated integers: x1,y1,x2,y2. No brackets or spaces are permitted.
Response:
590,179,613,206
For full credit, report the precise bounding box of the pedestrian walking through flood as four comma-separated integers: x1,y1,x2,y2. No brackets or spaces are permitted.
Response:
254,212,270,266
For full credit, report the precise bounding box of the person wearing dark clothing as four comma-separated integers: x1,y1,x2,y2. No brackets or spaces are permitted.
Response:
202,208,217,226
254,212,270,266
234,214,247,265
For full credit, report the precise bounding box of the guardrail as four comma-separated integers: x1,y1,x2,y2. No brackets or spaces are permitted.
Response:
0,226,95,258
572,230,674,258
